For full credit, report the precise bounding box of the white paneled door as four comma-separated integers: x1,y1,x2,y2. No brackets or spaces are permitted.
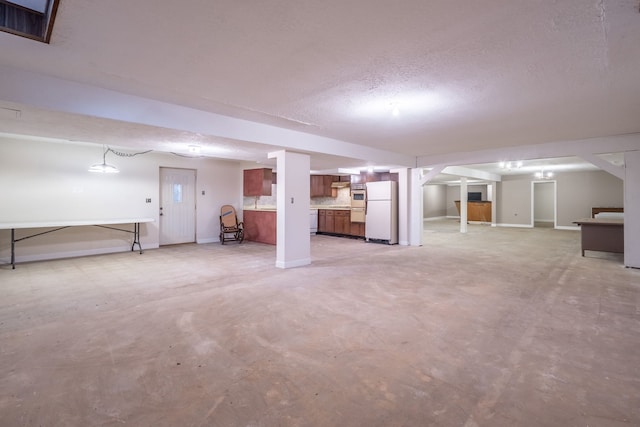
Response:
160,167,196,245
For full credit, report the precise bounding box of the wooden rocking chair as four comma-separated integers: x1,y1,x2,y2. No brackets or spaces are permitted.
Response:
219,205,244,244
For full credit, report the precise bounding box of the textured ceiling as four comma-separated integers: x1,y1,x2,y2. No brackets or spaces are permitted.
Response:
0,0,639,170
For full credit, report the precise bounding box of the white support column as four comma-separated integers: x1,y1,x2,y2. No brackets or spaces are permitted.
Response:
489,181,497,227
460,177,468,233
268,150,311,269
409,168,423,246
392,168,410,246
624,151,640,268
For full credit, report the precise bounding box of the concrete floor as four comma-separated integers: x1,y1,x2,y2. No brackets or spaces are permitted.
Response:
1,220,639,426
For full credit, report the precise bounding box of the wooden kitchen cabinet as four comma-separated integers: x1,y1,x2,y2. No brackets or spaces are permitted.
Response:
334,210,350,234
243,210,276,244
349,221,365,237
318,209,326,231
310,175,324,197
318,209,336,233
318,209,363,237
243,168,273,197
310,175,336,198
350,171,399,184
454,201,492,222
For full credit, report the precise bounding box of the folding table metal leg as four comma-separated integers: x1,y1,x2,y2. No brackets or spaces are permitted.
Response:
131,222,144,254
11,228,15,269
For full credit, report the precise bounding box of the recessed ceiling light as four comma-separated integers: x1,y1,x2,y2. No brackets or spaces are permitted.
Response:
354,91,445,118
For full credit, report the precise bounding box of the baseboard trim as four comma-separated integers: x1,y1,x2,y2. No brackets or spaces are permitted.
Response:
424,216,448,221
275,257,311,269
555,225,580,231
8,244,160,264
496,223,534,228
197,237,218,244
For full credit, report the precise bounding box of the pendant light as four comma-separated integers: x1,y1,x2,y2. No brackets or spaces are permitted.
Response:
88,145,119,173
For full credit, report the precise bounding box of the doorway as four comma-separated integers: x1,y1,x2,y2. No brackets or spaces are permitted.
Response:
532,181,556,228
159,167,196,245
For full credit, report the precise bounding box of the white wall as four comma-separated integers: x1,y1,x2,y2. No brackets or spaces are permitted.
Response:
445,184,487,216
555,170,623,226
423,184,447,218
0,136,243,264
624,151,640,268
496,171,623,227
533,181,555,222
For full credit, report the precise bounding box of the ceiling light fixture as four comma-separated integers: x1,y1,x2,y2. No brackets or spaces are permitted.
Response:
390,103,400,117
88,145,119,173
535,170,554,179
499,160,523,171
354,91,445,118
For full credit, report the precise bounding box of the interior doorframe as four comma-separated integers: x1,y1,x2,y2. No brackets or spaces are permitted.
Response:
530,180,557,229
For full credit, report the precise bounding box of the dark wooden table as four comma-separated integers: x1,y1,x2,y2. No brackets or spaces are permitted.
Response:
573,218,624,257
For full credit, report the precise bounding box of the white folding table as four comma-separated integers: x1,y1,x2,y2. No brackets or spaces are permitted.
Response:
0,218,154,269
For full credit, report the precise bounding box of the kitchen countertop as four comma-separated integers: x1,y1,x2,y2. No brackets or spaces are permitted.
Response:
243,205,350,211
243,206,277,211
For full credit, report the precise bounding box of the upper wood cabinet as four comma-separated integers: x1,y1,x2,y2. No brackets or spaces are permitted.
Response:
310,175,335,198
350,171,399,184
243,168,273,197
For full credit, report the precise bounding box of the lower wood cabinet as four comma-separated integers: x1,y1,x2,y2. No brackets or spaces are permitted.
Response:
454,201,492,222
334,210,350,234
318,209,364,238
349,222,365,237
243,210,276,245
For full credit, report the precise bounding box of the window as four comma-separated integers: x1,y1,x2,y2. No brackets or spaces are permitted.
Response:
0,0,59,43
173,184,183,203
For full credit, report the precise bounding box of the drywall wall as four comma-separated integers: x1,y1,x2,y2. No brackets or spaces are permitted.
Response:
445,184,487,216
496,170,623,227
0,136,243,264
555,170,623,226
624,150,640,268
533,181,555,223
497,178,532,226
423,184,447,218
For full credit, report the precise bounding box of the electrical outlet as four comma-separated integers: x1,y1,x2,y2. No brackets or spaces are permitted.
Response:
146,198,152,203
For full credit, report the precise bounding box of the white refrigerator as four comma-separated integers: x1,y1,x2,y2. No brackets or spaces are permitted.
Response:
365,181,398,244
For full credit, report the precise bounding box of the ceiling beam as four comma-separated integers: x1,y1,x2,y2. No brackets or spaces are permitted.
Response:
0,65,415,167
441,165,502,182
420,165,446,185
416,134,640,168
578,153,625,180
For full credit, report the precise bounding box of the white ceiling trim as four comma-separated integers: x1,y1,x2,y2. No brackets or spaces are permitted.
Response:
579,153,625,180
441,165,502,182
416,133,640,169
420,165,446,186
0,65,415,167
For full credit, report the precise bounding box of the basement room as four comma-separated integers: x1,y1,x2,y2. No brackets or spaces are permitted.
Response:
1,1,639,426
